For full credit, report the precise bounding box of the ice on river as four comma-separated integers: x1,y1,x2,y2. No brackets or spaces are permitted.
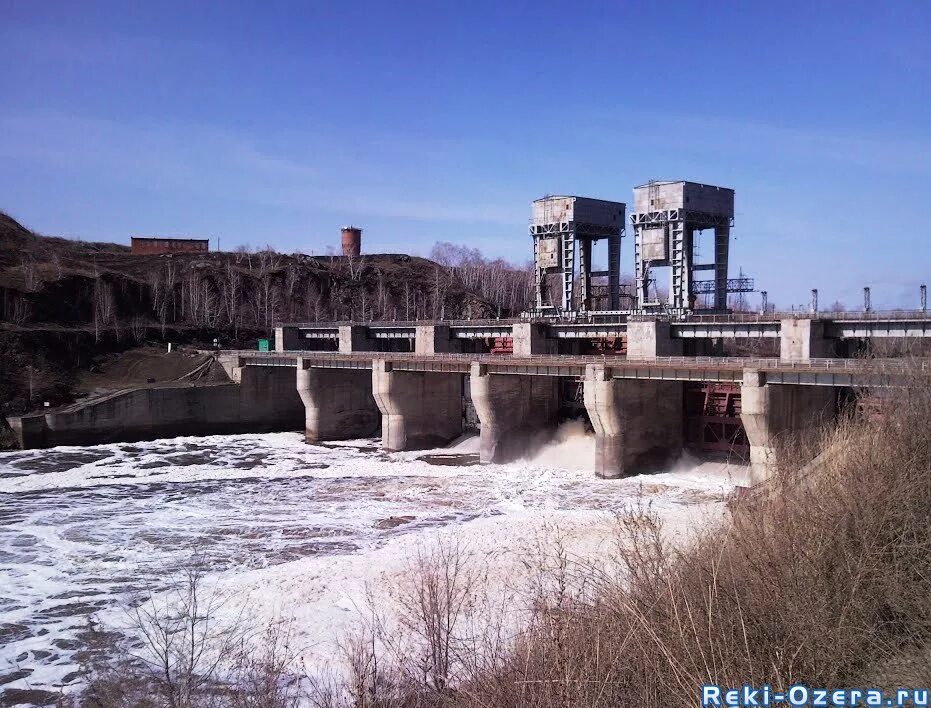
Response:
0,428,749,706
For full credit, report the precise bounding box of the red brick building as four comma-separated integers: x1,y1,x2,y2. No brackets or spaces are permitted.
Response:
131,237,210,255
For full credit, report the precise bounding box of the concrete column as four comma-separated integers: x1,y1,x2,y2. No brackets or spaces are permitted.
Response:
626,320,682,359
371,360,463,450
740,369,835,484
297,360,380,442
780,318,832,360
338,325,374,353
469,363,559,462
512,322,555,357
275,326,301,352
583,364,683,478
415,324,458,354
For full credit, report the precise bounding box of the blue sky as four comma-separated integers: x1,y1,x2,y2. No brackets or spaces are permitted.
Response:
2,0,930,308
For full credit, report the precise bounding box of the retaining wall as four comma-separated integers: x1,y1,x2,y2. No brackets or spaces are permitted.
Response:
7,366,304,449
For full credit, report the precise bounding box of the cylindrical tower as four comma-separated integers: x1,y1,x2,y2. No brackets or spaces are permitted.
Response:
341,226,362,257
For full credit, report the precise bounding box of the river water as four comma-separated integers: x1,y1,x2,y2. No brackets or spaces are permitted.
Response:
0,429,747,706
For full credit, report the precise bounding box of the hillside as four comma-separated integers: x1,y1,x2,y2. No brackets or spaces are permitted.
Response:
0,211,532,433
0,212,526,327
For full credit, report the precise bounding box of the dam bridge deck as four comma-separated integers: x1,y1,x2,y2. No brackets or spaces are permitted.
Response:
223,351,927,387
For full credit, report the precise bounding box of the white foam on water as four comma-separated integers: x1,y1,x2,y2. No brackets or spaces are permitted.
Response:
0,431,747,704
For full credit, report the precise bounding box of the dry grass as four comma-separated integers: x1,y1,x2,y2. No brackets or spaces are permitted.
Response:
442,367,931,707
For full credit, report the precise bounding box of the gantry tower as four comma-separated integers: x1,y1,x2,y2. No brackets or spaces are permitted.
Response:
630,181,736,313
530,196,626,314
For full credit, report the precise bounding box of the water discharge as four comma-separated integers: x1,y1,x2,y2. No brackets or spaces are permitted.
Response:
525,419,596,471
0,431,747,706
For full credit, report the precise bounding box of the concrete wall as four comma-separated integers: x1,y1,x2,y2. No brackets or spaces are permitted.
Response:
780,318,833,360
371,360,463,450
626,320,683,358
470,363,559,462
583,364,683,478
296,362,380,441
8,365,304,449
740,369,836,484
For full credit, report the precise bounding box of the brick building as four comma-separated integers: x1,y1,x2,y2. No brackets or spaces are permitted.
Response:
131,237,210,255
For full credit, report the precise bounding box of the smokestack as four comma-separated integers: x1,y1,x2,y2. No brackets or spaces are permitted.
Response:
341,226,362,257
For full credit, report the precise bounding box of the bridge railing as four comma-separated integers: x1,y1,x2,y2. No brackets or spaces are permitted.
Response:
225,349,930,374
277,318,523,328
275,309,931,330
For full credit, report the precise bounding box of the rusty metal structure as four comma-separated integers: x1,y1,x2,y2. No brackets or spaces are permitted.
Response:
341,226,362,257
684,382,749,458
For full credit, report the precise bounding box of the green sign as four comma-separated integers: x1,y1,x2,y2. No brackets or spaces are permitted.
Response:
258,338,270,352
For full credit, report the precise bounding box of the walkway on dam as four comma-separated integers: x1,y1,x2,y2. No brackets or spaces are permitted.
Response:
224,350,928,387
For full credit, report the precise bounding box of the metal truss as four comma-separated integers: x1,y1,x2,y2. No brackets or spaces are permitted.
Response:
630,209,734,229
693,277,755,294
631,208,734,312
530,222,624,314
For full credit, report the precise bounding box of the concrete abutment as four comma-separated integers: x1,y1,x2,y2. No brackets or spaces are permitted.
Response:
583,365,684,478
469,363,559,463
371,360,464,451
296,360,380,442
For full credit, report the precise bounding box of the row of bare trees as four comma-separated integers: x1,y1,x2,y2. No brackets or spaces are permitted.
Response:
429,242,533,318
3,244,536,337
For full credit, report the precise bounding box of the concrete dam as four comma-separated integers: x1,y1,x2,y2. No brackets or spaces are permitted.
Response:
8,316,931,487
236,314,925,485
7,182,930,486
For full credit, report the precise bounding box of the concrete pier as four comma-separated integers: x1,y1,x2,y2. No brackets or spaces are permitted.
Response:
512,322,556,357
469,363,559,462
583,364,683,478
740,369,835,483
371,360,463,450
780,318,833,360
626,320,683,358
274,326,301,352
415,324,458,354
339,325,374,353
296,360,380,442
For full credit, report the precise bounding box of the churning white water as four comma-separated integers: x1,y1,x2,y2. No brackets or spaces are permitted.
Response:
0,430,748,706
